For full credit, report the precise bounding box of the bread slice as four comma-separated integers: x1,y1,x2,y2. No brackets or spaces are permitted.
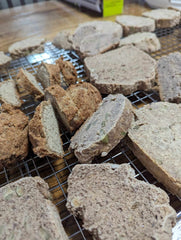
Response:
84,45,157,95
115,15,155,36
45,82,102,132
0,80,22,107
66,163,176,240
0,104,29,170
128,102,181,197
53,30,73,50
16,68,44,100
0,176,68,240
119,32,161,53
8,37,45,58
36,62,61,89
142,9,180,28
70,94,133,163
29,100,64,158
157,52,181,103
0,51,12,68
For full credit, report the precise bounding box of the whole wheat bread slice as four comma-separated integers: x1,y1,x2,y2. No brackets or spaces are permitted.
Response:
0,51,12,68
84,45,157,95
119,32,161,53
29,100,64,158
128,102,181,197
53,30,73,50
142,9,180,28
70,94,133,163
66,163,176,240
157,52,181,103
0,176,68,240
116,15,155,36
0,79,22,107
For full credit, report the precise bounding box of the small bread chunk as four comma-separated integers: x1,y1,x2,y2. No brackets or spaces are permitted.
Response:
84,45,157,95
157,52,181,103
128,102,181,197
8,37,45,58
0,104,29,170
56,57,77,86
0,80,22,107
36,62,61,89
17,68,44,100
53,30,73,49
116,15,155,36
142,9,180,28
67,163,176,240
0,177,68,240
45,82,102,132
71,21,122,57
29,100,64,158
70,94,133,163
0,51,12,68
119,32,161,53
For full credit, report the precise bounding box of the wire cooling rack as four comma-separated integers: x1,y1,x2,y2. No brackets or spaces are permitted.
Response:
0,23,181,240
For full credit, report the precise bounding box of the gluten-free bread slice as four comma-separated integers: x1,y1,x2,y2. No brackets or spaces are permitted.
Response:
128,102,181,197
66,163,176,240
29,100,64,158
0,176,68,240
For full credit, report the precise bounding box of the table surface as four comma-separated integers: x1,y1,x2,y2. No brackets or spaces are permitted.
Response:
0,0,149,52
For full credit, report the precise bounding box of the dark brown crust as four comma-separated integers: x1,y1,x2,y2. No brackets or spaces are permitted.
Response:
0,104,29,170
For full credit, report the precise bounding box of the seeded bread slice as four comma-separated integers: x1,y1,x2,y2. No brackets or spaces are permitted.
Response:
142,9,180,28
53,30,73,50
45,82,102,132
29,100,64,158
0,176,68,240
66,163,176,240
0,51,12,68
84,45,157,95
119,32,161,53
0,79,22,107
116,15,155,36
16,68,44,100
128,102,181,197
70,94,133,163
0,104,29,170
157,52,181,103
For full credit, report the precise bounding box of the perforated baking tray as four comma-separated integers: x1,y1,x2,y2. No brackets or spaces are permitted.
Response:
0,23,181,239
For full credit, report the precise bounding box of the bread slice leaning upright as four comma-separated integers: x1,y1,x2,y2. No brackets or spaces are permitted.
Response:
29,100,64,158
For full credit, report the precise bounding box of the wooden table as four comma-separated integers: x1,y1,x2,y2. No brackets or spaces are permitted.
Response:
0,0,150,52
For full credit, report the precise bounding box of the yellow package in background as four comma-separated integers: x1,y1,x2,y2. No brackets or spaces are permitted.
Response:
103,0,124,17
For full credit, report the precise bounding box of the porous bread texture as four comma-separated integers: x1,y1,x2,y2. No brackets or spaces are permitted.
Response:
45,82,102,132
66,163,176,240
0,177,68,240
53,30,73,50
0,79,22,107
0,51,12,68
128,102,181,197
70,94,133,163
29,100,64,158
84,45,157,95
16,68,44,100
0,104,29,170
115,15,155,36
142,9,180,28
119,32,161,53
157,52,181,103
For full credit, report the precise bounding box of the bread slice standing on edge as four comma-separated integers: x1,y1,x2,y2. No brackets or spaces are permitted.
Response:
84,45,157,95
53,30,73,50
157,52,181,103
70,94,133,163
119,32,161,53
116,15,155,36
0,79,22,107
17,68,44,100
29,100,64,158
142,9,180,28
128,102,181,197
66,163,176,240
0,177,68,240
0,51,12,69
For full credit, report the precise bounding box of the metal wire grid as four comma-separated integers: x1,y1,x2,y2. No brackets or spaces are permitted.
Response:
0,32,181,239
